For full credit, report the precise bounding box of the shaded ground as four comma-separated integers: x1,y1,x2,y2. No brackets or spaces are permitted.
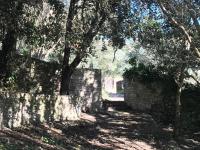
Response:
0,109,200,150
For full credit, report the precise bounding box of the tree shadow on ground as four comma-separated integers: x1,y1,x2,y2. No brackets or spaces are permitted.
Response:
0,109,200,150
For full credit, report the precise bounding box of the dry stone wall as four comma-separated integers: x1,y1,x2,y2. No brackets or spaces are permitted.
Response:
124,78,165,110
0,55,102,128
0,92,84,128
124,76,200,125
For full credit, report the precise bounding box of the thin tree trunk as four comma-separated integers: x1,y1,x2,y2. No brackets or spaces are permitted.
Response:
174,66,184,139
174,83,182,138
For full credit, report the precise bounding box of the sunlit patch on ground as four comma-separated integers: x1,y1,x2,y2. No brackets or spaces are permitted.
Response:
81,113,97,122
0,109,199,150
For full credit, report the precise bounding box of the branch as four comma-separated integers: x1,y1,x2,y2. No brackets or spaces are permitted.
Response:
70,53,82,72
112,48,118,62
84,2,107,39
68,2,107,71
81,10,107,52
184,0,200,35
69,13,107,72
157,0,200,58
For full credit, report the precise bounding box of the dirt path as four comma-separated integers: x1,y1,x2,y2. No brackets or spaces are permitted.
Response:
79,110,171,150
0,109,200,150
75,110,200,150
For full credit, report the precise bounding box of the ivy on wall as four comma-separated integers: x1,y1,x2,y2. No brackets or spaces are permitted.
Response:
123,57,173,83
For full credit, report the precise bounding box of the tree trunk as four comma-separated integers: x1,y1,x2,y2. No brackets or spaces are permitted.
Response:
60,53,82,95
174,67,184,139
59,0,105,95
174,83,182,138
0,30,17,80
59,0,77,95
60,65,72,95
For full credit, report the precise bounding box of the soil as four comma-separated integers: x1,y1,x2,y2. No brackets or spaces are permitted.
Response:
0,109,200,150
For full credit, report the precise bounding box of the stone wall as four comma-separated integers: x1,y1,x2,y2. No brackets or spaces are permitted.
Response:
70,69,102,112
0,92,79,128
124,76,200,126
0,55,102,128
124,78,165,110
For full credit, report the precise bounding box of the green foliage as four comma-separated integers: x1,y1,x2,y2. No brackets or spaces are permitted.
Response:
136,1,200,77
41,136,56,145
0,0,65,63
84,39,131,77
19,1,65,61
123,57,172,82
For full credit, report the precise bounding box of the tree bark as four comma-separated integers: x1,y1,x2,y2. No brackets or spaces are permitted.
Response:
59,0,106,95
59,0,77,95
60,65,72,95
0,30,17,80
174,66,185,139
60,53,82,95
174,82,182,138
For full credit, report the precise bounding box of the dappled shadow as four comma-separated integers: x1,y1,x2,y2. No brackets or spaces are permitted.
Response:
0,57,102,128
69,68,102,113
0,91,58,128
1,109,199,149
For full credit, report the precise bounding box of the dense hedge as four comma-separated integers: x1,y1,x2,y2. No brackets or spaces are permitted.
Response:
123,57,174,83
